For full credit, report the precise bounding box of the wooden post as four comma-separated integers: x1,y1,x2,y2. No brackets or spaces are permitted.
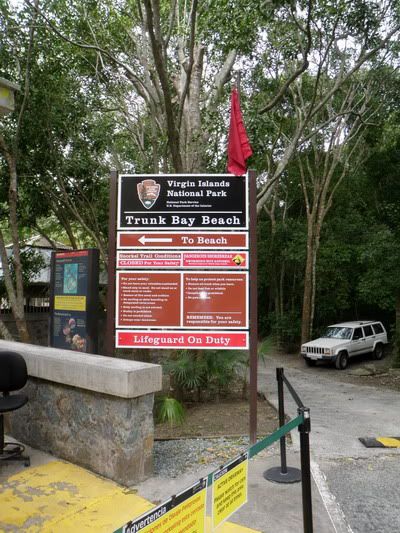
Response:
105,170,118,356
249,169,258,444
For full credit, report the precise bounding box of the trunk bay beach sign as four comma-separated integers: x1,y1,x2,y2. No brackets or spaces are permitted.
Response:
118,174,248,230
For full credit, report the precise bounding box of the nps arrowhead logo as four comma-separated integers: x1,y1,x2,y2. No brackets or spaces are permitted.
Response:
137,179,160,209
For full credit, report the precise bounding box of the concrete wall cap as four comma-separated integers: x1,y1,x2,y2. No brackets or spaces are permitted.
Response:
0,340,162,398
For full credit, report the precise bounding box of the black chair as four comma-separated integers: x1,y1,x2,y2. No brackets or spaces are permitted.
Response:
0,351,30,466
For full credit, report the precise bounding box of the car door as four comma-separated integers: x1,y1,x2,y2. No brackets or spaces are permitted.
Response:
362,325,375,353
372,322,386,344
351,327,367,355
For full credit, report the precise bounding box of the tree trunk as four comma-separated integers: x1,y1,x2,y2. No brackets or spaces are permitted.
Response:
393,293,400,368
57,210,78,249
301,242,313,344
0,146,30,343
301,214,323,345
182,45,204,172
0,319,13,340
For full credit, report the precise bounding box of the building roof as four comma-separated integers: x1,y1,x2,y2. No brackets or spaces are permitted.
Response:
1,235,72,284
6,235,71,250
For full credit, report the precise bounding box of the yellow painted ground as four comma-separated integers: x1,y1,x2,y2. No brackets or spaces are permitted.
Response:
376,437,400,448
0,461,260,533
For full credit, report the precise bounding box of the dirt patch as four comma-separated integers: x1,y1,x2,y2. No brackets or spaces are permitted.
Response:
334,366,400,391
155,397,279,440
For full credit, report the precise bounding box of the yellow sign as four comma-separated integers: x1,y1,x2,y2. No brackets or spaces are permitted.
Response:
117,479,206,533
54,295,87,312
212,453,248,529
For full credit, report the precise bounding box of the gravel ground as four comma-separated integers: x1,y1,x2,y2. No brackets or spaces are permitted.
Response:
153,437,280,478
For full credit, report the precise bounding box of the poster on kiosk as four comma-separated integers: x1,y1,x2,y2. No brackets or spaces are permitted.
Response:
49,249,99,353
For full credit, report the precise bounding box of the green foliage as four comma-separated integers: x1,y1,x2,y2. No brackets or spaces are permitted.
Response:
155,396,186,426
258,337,273,358
267,310,302,352
163,349,248,400
165,350,206,391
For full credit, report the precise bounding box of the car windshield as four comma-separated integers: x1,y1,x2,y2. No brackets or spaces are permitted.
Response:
322,327,352,340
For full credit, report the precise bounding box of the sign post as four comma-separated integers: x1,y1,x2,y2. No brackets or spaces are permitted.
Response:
248,169,258,443
115,174,249,350
105,170,118,356
107,171,258,440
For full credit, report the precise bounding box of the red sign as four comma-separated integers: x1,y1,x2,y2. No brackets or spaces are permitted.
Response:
55,250,89,258
116,271,248,329
183,273,247,328
117,272,180,327
117,251,248,269
118,232,248,249
116,330,249,350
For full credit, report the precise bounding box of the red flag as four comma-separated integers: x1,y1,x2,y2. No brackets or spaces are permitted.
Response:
227,87,253,175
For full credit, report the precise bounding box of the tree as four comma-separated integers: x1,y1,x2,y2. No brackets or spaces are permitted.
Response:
255,0,400,218
297,76,380,343
0,0,39,341
249,0,400,342
24,0,261,173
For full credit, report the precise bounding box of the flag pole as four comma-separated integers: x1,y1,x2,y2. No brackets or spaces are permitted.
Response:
234,71,241,91
226,82,256,442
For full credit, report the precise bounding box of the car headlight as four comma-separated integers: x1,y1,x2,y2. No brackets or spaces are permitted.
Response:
301,345,306,352
324,348,331,355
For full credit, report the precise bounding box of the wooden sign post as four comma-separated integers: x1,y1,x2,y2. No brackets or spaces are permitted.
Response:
106,171,258,441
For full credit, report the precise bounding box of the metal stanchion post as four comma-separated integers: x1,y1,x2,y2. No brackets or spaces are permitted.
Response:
264,368,301,483
277,367,287,474
298,407,313,533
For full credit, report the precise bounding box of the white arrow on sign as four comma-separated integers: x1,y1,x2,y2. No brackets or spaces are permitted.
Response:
138,235,173,245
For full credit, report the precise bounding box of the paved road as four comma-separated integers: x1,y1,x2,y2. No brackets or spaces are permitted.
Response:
259,356,400,533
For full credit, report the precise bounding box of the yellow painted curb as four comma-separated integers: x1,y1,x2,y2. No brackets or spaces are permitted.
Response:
0,461,261,533
0,461,152,533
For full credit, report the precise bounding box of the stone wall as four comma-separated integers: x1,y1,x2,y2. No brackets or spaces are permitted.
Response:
9,378,154,485
0,340,162,486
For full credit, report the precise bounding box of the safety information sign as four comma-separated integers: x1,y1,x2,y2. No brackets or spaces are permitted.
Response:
212,452,248,529
116,271,248,329
117,478,207,533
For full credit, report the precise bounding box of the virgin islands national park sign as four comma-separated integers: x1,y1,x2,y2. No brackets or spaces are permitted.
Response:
118,174,248,230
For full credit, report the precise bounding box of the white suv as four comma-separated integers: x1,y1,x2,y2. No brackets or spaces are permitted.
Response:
301,321,388,370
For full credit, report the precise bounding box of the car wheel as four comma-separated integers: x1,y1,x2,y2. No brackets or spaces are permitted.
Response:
373,343,384,360
305,358,316,367
335,351,348,370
